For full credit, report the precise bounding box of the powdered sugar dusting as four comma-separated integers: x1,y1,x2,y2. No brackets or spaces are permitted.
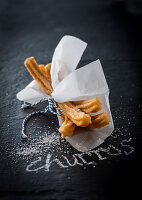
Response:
16,131,60,156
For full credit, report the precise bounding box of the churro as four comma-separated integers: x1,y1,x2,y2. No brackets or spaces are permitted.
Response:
88,112,110,128
59,116,75,138
24,57,53,95
38,62,77,136
72,97,102,114
58,102,91,127
39,63,51,81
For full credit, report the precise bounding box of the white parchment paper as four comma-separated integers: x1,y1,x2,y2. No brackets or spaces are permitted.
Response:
17,35,114,152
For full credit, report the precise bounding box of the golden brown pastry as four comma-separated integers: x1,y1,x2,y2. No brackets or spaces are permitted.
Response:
59,115,75,138
24,57,53,95
58,102,91,127
88,112,110,128
72,97,102,114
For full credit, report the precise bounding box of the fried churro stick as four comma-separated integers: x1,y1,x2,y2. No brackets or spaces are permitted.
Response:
58,102,91,127
72,97,102,114
24,57,91,128
39,65,76,137
88,112,110,128
39,63,51,81
58,110,75,137
59,116,75,138
24,57,53,95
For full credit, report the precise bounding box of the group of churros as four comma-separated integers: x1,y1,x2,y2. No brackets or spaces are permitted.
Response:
24,57,110,138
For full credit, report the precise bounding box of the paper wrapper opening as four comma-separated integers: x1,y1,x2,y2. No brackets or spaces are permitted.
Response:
17,35,114,152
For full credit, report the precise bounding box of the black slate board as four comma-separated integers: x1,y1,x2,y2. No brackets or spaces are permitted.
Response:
0,0,142,199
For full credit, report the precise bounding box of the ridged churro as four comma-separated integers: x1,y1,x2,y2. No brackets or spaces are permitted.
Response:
59,116,75,138
72,97,102,114
24,57,53,95
88,112,110,128
58,102,91,127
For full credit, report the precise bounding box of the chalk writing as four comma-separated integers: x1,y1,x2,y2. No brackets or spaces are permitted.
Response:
26,140,134,172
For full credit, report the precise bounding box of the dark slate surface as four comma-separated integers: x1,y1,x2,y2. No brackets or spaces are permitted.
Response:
0,0,142,199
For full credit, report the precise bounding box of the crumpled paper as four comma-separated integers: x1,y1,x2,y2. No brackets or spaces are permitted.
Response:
17,35,114,152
